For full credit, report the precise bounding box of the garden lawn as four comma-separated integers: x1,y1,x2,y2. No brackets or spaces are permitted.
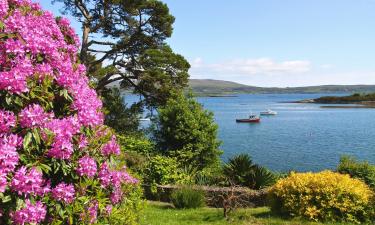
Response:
140,201,357,225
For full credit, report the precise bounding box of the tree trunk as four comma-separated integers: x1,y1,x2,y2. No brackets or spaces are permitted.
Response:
80,23,90,67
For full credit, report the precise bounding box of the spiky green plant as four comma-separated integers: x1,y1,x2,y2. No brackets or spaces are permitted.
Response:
223,154,276,189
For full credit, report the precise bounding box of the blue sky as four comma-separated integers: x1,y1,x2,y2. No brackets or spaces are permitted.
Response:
41,0,375,87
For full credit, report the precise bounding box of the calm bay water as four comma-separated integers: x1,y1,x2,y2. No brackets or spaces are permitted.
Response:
195,94,375,172
128,93,375,172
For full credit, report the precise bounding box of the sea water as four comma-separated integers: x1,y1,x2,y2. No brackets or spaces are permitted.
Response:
197,94,375,172
128,93,375,172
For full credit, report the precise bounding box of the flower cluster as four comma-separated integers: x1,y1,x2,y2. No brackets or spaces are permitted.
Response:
0,134,22,174
11,200,46,225
77,156,97,178
0,110,16,133
52,183,75,204
45,117,80,159
98,163,138,204
101,136,121,156
0,0,8,19
19,104,53,128
88,201,99,224
10,167,50,196
0,1,139,224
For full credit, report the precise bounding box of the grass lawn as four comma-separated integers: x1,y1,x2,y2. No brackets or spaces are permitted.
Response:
140,201,357,225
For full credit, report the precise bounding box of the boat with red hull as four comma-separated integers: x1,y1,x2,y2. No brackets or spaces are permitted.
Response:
236,114,260,123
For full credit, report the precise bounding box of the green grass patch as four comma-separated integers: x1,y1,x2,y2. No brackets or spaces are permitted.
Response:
140,201,358,225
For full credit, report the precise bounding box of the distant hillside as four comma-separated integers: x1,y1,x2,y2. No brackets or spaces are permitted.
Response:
189,79,375,95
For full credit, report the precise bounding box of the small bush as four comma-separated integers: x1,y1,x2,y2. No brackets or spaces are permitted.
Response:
171,187,206,209
269,170,375,223
337,156,375,189
144,155,187,185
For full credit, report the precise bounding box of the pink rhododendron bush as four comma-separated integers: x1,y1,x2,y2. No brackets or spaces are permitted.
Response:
0,0,140,224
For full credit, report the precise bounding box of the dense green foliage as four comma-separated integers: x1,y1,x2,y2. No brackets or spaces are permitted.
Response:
337,156,375,189
143,155,187,185
152,92,222,170
117,134,155,156
56,0,190,107
269,171,375,223
223,154,276,189
315,93,375,103
171,187,206,209
102,88,142,135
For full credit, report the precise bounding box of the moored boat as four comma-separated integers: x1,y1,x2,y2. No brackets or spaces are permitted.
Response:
260,109,277,115
236,114,260,123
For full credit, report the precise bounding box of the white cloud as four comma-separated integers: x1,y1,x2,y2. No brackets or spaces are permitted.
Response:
320,64,334,69
191,57,311,76
188,57,375,87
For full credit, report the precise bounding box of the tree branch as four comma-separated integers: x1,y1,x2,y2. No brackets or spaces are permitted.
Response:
88,40,115,46
74,0,91,20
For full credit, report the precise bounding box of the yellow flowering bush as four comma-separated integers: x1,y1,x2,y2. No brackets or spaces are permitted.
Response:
268,170,375,223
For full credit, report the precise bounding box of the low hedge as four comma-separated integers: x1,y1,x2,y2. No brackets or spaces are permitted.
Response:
143,184,269,208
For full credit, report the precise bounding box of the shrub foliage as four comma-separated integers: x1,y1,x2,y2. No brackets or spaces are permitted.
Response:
0,1,138,224
269,170,374,223
171,187,205,209
144,155,186,185
337,156,375,189
152,91,222,171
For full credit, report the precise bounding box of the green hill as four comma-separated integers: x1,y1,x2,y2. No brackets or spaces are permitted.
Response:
189,79,375,95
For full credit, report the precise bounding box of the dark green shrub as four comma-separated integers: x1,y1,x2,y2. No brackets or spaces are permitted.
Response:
337,156,375,189
152,91,222,171
223,154,276,189
171,187,206,209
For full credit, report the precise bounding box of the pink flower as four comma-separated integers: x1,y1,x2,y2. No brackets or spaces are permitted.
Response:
11,200,46,225
11,166,50,196
52,182,75,203
77,156,97,178
98,162,111,188
45,117,80,159
0,134,22,174
98,162,138,188
87,200,98,224
18,104,53,128
105,205,113,215
0,0,8,19
78,134,88,149
110,187,123,204
101,136,120,156
0,110,16,133
0,0,133,221
0,171,7,192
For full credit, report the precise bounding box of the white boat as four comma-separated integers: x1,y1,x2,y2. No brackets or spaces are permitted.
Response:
260,109,277,115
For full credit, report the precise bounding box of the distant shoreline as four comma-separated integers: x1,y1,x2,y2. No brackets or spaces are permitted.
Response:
293,95,375,109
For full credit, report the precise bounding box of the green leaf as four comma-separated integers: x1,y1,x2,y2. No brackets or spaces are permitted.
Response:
23,132,33,149
39,163,51,173
5,96,11,105
1,195,11,203
32,129,41,145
